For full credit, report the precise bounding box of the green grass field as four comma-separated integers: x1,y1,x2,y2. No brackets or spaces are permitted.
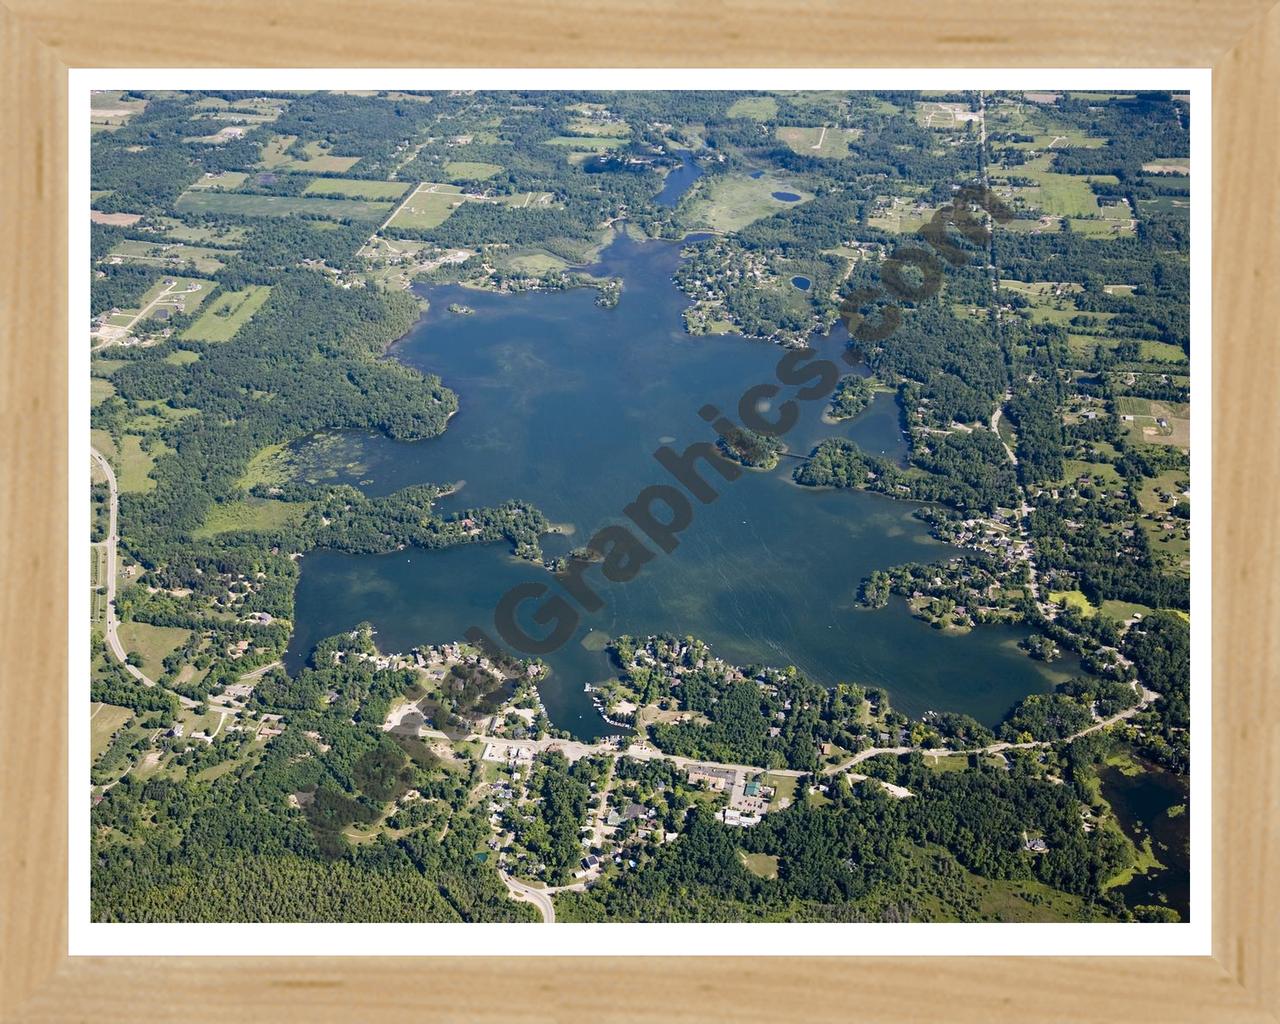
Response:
503,252,570,275
384,183,465,229
260,135,360,173
443,161,504,181
761,772,798,809
176,191,391,223
164,350,200,366
303,177,412,200
776,125,858,158
91,378,116,406
193,497,311,538
1009,155,1105,218
726,95,778,120
182,285,273,342
737,850,779,879
91,703,135,761
117,434,168,492
116,621,190,677
1049,589,1097,617
681,173,813,232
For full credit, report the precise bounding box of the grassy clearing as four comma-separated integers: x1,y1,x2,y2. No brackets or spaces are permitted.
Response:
303,177,411,200
91,703,135,761
681,173,813,232
776,125,858,158
164,350,200,366
1059,458,1122,487
182,285,273,342
91,378,116,406
193,497,311,538
1098,599,1152,622
175,191,391,223
443,161,504,181
260,135,360,173
726,95,779,120
237,443,293,489
116,622,190,677
1049,589,1097,617
117,434,170,493
737,850,779,879
1009,155,1105,218
503,252,570,275
922,752,973,772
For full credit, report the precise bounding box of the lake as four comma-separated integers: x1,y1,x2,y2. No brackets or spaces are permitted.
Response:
286,231,1076,737
654,151,702,208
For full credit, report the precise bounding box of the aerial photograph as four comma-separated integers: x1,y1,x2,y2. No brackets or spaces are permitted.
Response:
87,88,1192,925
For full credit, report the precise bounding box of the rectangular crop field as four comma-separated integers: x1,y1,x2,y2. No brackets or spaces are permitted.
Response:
182,286,273,342
303,178,412,200
175,191,392,223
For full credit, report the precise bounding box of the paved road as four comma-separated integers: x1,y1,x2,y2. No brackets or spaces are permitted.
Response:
499,871,556,923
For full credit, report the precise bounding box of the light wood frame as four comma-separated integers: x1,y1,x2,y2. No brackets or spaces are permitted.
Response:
2,3,1277,1020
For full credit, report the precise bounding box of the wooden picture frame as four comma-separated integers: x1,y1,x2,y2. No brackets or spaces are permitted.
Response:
2,2,1276,1019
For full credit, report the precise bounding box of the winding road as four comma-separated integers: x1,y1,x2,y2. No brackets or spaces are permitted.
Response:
90,445,199,709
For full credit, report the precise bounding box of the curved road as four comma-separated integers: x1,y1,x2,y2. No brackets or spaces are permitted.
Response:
91,446,199,708
91,447,152,685
499,872,556,923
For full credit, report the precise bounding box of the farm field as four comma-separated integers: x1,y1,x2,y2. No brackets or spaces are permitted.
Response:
385,184,550,231
182,285,273,342
383,182,465,229
90,90,147,130
680,173,813,233
175,191,392,222
303,177,411,200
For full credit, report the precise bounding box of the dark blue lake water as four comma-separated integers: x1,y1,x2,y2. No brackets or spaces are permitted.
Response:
654,151,702,208
286,232,1075,737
